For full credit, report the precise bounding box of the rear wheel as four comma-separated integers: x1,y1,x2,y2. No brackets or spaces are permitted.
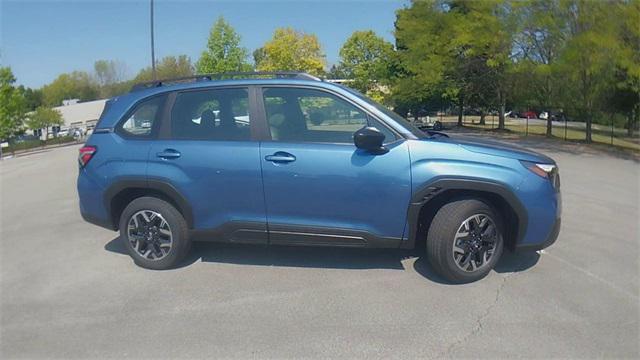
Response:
119,197,191,270
426,199,503,283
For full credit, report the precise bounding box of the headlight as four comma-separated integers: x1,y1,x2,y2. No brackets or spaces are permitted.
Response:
521,160,560,189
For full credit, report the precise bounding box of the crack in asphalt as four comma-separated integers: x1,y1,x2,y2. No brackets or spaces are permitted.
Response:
441,273,514,358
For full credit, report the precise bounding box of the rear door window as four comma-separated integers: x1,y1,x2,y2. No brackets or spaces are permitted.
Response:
170,88,251,141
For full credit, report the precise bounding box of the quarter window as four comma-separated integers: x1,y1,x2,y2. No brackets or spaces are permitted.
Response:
170,88,251,141
119,96,165,137
264,87,383,144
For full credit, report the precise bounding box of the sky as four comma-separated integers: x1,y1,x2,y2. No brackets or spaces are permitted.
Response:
1,0,407,88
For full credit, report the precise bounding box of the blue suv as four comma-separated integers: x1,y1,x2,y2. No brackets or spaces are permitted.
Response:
77,72,561,283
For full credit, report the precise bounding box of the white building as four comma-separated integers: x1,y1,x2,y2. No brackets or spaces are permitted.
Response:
54,98,107,130
29,99,107,139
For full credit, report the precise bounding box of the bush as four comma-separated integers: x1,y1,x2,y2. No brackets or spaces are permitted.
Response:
45,135,76,146
5,135,77,154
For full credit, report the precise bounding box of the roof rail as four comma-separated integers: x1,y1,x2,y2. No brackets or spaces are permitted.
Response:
130,71,322,92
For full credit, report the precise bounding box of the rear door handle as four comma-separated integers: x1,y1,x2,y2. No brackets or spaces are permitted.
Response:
156,149,181,159
265,152,296,163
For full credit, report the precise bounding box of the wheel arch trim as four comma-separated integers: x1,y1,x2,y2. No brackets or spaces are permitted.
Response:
104,177,194,230
404,177,528,249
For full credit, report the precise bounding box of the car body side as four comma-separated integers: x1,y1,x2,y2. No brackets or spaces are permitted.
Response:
77,79,560,251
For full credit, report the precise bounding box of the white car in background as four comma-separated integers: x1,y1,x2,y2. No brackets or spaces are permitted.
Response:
539,111,549,120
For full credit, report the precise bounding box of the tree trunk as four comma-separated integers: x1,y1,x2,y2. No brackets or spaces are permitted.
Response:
479,111,486,125
498,91,506,130
628,108,635,137
581,68,592,143
585,114,592,143
636,106,640,137
457,93,464,127
544,75,553,138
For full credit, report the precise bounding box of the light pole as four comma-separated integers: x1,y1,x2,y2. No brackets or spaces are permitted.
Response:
150,0,157,81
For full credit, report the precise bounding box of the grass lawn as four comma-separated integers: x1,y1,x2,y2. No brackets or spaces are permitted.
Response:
429,116,639,152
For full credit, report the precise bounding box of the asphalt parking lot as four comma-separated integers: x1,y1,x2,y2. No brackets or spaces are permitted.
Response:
1,138,638,359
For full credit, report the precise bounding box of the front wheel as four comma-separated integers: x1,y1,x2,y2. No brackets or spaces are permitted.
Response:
426,199,504,283
119,197,191,270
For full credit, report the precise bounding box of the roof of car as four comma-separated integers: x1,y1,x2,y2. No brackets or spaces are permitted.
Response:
127,77,342,99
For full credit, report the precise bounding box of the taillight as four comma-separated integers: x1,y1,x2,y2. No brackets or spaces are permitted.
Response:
78,145,97,167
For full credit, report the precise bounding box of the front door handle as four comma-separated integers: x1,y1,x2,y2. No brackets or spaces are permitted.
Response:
156,149,181,159
265,152,296,163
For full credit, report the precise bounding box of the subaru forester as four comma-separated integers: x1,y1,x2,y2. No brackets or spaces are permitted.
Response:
77,72,561,283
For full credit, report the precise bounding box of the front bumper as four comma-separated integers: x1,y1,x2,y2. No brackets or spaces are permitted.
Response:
516,217,561,251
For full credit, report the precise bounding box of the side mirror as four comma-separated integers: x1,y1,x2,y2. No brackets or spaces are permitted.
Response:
354,126,388,154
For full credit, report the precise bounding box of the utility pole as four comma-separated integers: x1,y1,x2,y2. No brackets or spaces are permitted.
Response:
150,0,157,81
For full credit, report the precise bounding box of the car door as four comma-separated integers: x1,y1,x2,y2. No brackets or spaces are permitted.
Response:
147,86,267,243
258,86,412,247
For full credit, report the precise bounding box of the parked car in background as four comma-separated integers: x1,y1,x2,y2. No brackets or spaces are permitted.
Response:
77,72,561,283
57,128,70,137
70,127,84,140
540,111,569,122
520,110,538,119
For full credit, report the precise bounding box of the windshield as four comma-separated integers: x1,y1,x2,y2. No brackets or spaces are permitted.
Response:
337,84,426,138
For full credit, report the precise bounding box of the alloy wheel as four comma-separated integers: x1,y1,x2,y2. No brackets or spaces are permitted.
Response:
452,214,499,272
127,210,173,261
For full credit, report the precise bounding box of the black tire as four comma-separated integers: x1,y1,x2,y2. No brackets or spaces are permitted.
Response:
119,196,191,270
426,198,504,283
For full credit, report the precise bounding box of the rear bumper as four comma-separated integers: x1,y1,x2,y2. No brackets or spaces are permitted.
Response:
78,169,115,231
80,210,116,231
515,217,561,251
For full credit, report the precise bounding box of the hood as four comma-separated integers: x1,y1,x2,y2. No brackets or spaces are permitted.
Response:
434,135,555,164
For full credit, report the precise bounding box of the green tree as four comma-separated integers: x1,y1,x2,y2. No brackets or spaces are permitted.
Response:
462,0,519,129
94,60,126,87
555,0,620,142
326,64,348,79
94,60,128,98
196,17,251,74
253,47,266,69
257,28,326,76
0,67,27,141
134,55,194,82
42,71,99,106
612,0,640,137
513,0,569,136
338,30,395,94
26,106,63,140
395,0,527,129
17,86,43,111
394,0,475,125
